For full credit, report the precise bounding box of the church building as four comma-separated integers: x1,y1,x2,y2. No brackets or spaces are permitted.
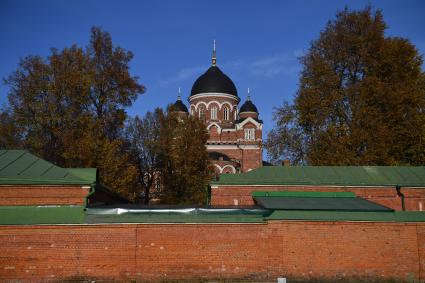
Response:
172,43,263,174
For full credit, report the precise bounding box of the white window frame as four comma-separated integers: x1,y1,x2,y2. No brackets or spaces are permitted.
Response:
199,106,205,120
223,107,229,121
244,128,255,141
211,106,217,120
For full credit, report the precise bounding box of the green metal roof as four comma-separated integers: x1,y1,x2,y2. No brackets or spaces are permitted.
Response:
1,206,424,225
254,196,392,211
266,210,425,222
252,191,392,211
0,206,85,225
212,166,425,187
0,150,96,185
0,206,269,225
68,168,98,183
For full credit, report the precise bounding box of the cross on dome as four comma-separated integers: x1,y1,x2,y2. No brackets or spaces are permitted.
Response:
212,40,217,66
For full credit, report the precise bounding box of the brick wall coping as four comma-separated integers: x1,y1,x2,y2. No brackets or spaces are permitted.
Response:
1,206,425,225
211,184,425,189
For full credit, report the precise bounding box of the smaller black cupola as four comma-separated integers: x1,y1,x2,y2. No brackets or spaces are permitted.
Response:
239,88,258,113
172,88,188,113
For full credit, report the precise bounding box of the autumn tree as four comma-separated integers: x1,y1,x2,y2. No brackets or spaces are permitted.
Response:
158,110,212,205
0,108,20,149
266,6,425,165
125,109,164,204
3,26,144,197
124,107,212,205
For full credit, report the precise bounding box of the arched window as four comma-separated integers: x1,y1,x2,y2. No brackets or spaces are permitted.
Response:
199,106,205,121
211,106,218,120
223,107,229,121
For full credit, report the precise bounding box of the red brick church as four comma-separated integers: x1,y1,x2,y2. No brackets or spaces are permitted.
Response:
172,44,263,174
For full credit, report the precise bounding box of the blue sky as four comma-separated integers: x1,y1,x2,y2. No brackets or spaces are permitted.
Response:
1,0,424,150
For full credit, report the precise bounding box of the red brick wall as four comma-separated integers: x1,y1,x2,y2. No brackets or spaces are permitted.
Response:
403,189,425,211
0,186,90,206
242,149,262,172
208,147,263,173
267,221,423,282
418,224,425,280
211,185,425,211
0,222,423,282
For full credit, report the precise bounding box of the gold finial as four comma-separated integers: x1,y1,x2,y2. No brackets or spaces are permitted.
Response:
212,39,217,66
247,88,251,101
177,87,181,100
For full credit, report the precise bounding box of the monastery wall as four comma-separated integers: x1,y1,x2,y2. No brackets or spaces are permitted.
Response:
0,186,90,206
211,185,425,211
0,221,423,282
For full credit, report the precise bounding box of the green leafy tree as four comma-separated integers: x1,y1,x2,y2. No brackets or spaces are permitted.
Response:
266,6,425,165
3,26,144,197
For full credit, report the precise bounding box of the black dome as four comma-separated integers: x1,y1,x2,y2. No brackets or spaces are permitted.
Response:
172,99,188,113
191,66,237,96
239,99,258,113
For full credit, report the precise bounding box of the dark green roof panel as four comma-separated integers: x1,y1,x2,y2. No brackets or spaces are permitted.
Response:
254,196,393,211
0,206,85,225
213,166,425,187
266,210,425,222
0,150,96,185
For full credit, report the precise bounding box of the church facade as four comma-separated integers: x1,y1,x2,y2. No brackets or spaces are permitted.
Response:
173,46,263,174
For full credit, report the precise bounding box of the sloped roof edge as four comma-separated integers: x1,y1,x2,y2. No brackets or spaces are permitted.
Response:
0,150,96,185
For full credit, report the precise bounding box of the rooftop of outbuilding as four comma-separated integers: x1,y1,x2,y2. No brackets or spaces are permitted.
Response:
252,191,393,212
212,165,425,187
0,150,96,185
